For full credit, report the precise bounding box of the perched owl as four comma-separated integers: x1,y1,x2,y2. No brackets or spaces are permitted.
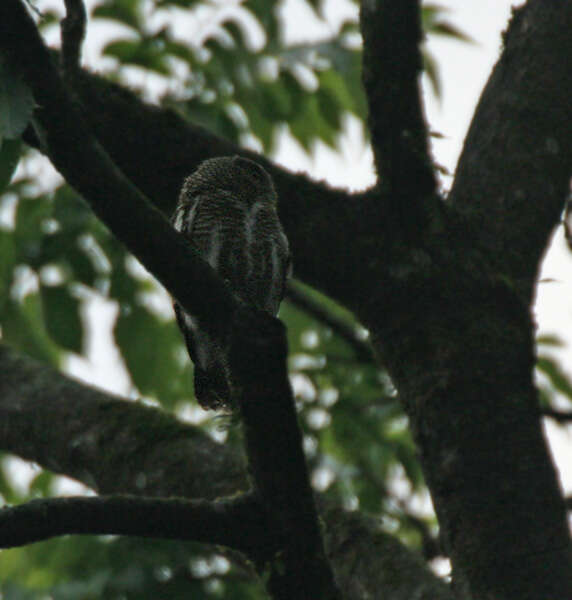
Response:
172,156,291,410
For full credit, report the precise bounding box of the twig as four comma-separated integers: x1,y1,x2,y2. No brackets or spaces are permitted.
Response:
61,0,87,79
541,408,572,423
286,280,375,363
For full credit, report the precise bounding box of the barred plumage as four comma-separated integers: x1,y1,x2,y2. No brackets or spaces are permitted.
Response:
172,156,291,410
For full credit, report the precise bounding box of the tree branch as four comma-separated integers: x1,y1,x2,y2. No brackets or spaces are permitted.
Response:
449,0,572,301
359,0,438,228
0,344,247,499
0,494,274,559
228,309,340,599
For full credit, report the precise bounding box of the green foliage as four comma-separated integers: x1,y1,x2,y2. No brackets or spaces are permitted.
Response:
0,537,267,600
114,302,191,407
421,3,475,98
0,58,35,142
536,335,572,409
0,58,33,192
0,139,22,193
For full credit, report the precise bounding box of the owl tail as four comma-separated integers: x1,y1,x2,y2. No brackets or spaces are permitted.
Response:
174,303,233,410
194,363,232,410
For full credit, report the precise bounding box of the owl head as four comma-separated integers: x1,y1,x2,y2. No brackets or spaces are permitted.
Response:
182,155,277,206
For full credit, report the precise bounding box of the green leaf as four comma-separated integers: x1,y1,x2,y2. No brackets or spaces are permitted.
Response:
52,185,92,231
114,303,191,406
0,457,22,504
92,0,143,31
431,21,475,44
29,470,55,498
421,4,474,43
103,39,171,75
245,0,280,42
423,52,442,100
317,87,342,131
0,59,35,141
318,69,354,117
0,138,22,192
537,356,572,403
1,295,61,365
289,95,331,151
537,334,564,348
41,284,84,354
0,228,16,311
15,195,53,267
258,81,294,121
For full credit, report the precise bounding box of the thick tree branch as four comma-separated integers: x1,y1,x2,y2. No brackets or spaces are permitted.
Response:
449,0,572,300
0,344,247,499
229,310,340,599
0,494,273,559
359,0,438,229
360,2,572,598
0,344,453,600
0,0,236,335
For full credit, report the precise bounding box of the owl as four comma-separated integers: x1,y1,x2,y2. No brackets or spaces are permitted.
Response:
172,156,291,410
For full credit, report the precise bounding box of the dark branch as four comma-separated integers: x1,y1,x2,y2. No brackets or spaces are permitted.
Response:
359,0,438,227
0,343,247,499
0,494,275,559
0,0,236,334
285,281,376,363
562,192,572,251
60,0,86,78
542,408,572,423
229,309,341,599
449,0,572,301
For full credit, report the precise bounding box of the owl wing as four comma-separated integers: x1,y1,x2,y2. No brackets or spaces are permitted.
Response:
237,203,291,315
172,192,242,409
